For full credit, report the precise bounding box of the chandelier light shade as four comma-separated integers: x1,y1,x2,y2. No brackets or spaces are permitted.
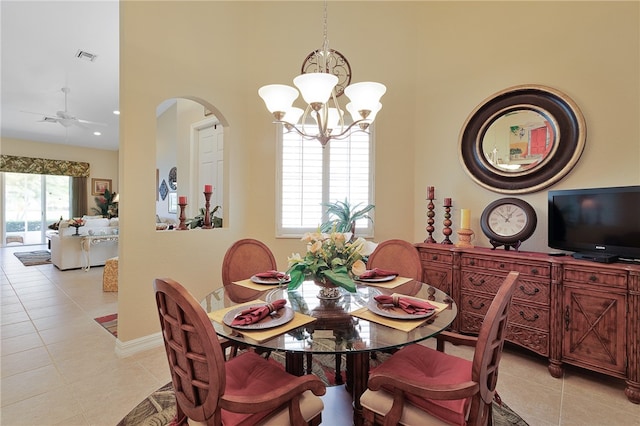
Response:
258,0,386,147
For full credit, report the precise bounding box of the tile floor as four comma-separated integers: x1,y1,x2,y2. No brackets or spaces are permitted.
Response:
2,245,639,425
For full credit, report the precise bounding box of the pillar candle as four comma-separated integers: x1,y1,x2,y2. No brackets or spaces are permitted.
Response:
461,209,471,229
204,184,213,193
178,196,187,204
444,198,452,206
427,186,435,199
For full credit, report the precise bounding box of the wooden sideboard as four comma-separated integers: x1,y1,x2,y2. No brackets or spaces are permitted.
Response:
415,243,640,404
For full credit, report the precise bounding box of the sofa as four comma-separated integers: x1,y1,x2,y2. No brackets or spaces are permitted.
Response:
49,216,119,270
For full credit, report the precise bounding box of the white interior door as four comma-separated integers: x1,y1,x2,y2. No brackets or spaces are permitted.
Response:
196,122,223,218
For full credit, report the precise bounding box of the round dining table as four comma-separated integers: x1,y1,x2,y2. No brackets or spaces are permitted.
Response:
201,278,457,425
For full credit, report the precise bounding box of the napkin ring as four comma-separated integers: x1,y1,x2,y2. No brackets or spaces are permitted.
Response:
266,302,275,312
392,295,400,307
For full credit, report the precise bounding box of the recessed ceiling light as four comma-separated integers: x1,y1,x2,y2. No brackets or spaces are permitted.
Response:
93,131,101,136
113,110,120,115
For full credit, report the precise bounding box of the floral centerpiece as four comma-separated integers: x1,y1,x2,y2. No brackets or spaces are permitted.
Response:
68,218,85,236
286,231,368,294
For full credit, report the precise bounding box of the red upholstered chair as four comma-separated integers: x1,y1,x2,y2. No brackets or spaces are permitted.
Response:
154,278,326,426
366,239,423,281
360,271,520,426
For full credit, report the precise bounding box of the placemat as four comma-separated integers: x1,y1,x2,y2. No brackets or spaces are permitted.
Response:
350,299,449,332
208,300,316,344
358,276,413,289
233,278,282,291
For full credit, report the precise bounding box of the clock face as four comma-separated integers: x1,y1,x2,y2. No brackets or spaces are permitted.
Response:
487,204,528,237
301,49,352,97
480,197,537,248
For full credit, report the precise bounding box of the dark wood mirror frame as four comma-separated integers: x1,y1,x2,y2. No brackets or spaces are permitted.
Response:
459,85,586,194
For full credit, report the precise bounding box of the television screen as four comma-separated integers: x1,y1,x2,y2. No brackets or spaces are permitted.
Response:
548,185,640,261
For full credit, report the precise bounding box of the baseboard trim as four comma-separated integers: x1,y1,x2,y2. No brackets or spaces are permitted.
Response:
115,331,164,357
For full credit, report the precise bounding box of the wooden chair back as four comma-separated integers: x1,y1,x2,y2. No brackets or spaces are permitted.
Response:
467,270,519,425
366,239,423,281
222,238,277,287
154,278,226,425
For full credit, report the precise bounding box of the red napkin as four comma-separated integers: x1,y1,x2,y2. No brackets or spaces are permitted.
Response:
359,268,398,279
374,295,436,315
231,299,287,326
255,270,289,279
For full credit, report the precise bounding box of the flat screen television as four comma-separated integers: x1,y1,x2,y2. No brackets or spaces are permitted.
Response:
548,185,640,263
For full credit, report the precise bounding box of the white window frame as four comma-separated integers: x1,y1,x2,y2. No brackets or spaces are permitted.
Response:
276,125,376,238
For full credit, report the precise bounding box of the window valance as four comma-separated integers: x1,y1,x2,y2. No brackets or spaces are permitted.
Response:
0,155,90,177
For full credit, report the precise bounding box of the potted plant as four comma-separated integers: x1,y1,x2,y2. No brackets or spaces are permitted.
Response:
319,198,375,236
186,206,223,229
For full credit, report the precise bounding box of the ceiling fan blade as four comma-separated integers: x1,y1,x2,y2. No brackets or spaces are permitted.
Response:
76,118,107,127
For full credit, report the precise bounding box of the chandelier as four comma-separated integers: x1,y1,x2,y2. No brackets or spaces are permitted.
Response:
258,1,386,147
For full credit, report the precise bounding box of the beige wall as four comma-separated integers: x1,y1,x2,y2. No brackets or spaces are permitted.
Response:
1,137,119,220
113,1,638,344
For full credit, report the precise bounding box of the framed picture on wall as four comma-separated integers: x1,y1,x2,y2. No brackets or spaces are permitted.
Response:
91,178,112,196
168,192,178,214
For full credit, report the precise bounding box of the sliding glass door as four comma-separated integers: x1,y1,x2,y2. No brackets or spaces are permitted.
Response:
3,173,71,245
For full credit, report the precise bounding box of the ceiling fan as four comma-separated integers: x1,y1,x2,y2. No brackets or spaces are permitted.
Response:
22,87,107,129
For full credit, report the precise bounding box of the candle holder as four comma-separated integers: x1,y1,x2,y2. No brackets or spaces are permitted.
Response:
177,203,189,230
441,199,453,245
455,228,475,248
424,197,437,243
202,191,213,229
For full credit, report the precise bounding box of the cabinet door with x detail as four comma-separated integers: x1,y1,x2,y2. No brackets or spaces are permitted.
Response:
562,283,627,377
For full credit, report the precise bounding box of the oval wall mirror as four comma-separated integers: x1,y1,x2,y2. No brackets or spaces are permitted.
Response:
459,85,586,194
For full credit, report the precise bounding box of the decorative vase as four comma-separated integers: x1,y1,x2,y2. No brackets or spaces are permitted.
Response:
313,274,342,300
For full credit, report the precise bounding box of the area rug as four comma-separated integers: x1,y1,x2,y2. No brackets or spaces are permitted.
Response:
118,352,529,425
95,313,118,337
13,250,51,266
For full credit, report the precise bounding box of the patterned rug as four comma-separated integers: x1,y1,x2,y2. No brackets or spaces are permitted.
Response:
118,351,529,425
13,250,51,266
95,313,118,337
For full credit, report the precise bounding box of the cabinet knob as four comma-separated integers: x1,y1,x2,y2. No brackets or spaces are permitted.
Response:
432,255,438,261
531,268,539,275
564,306,571,331
499,263,505,268
589,275,598,282
470,260,475,266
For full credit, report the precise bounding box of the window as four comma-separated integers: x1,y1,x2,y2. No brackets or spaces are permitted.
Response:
276,126,375,237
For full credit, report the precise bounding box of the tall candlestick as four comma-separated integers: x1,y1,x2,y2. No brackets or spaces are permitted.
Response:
204,184,213,193
461,209,471,229
202,191,212,229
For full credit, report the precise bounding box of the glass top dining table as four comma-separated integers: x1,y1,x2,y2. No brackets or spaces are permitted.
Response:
201,278,457,425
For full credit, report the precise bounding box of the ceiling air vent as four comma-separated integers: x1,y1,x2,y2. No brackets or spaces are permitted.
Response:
75,50,98,62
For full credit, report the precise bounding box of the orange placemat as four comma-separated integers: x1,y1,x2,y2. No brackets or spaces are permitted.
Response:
208,300,316,344
357,276,413,289
351,299,449,332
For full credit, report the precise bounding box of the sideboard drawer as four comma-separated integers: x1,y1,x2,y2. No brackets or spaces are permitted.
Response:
462,255,550,278
508,304,549,331
419,249,454,265
563,266,627,289
461,271,549,305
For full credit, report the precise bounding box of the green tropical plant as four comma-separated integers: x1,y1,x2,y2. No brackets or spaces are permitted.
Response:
320,198,375,234
186,206,223,229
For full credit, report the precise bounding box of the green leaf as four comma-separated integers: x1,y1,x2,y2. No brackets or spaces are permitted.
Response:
322,267,356,293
